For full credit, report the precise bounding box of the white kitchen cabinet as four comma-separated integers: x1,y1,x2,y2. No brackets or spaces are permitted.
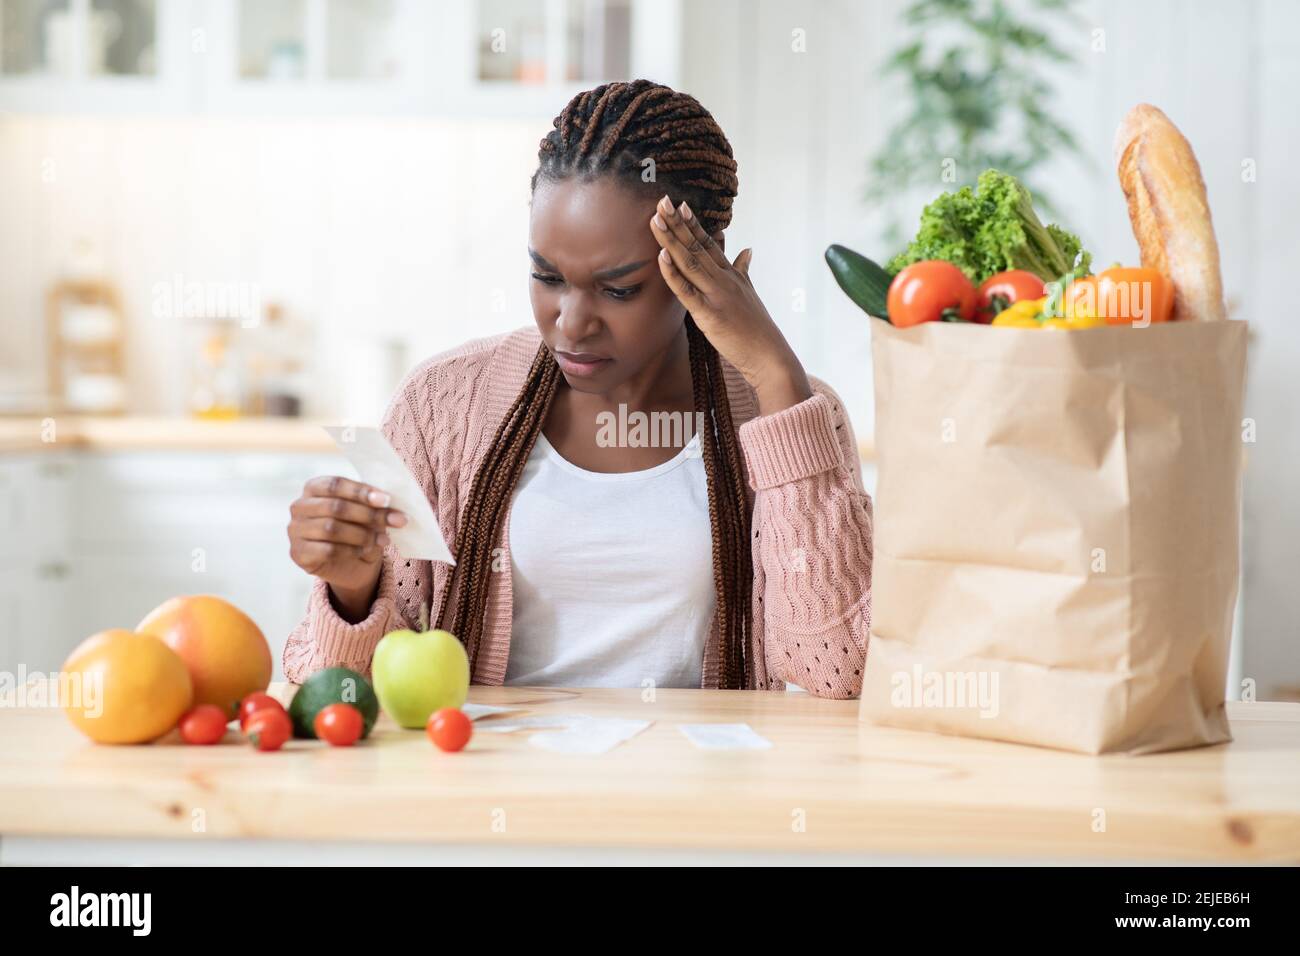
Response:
70,451,319,544
196,0,431,115
453,0,682,118
0,0,681,115
0,561,32,670
0,453,74,563
1,560,74,673
0,0,193,113
202,0,679,117
0,446,346,677
0,453,74,671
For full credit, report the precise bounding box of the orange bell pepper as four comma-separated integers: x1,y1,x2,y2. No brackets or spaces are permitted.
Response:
1063,268,1174,325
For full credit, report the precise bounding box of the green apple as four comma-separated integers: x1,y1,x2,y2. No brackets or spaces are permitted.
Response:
371,628,470,729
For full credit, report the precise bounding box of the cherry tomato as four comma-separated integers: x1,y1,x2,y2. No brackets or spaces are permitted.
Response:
178,704,230,745
426,708,473,752
975,270,1047,323
886,261,977,327
245,707,292,752
314,703,364,747
238,692,283,730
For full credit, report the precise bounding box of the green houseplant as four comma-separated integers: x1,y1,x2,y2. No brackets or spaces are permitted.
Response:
866,0,1088,243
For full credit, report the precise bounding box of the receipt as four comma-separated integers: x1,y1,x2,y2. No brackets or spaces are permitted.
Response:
323,425,455,564
474,713,652,755
677,723,773,751
528,717,651,755
460,703,523,721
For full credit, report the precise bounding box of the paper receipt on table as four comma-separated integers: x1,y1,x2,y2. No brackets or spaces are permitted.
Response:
323,425,455,564
678,723,773,750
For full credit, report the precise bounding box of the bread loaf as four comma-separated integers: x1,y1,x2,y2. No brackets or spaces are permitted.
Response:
1113,104,1226,321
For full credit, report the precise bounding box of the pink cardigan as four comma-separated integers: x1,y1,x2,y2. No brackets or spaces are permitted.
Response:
284,326,874,697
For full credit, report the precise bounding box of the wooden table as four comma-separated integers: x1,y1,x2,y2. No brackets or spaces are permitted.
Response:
2,684,1297,865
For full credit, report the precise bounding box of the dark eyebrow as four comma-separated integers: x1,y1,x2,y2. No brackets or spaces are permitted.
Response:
529,248,650,281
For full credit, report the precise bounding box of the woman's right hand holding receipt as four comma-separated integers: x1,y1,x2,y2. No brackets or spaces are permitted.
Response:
287,476,407,622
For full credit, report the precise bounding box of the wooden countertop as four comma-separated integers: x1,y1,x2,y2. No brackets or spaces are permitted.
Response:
0,416,336,453
1,683,1296,861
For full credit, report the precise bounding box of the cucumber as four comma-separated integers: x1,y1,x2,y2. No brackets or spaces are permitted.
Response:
824,244,893,321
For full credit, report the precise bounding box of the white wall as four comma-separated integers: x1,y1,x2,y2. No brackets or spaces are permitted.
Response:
682,0,1299,698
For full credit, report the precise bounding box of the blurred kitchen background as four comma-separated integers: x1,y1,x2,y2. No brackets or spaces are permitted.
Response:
1,0,1296,697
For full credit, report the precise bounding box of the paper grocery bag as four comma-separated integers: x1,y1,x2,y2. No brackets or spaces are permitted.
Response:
858,317,1248,755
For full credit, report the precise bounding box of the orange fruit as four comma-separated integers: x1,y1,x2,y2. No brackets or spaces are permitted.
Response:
61,629,193,744
137,596,272,718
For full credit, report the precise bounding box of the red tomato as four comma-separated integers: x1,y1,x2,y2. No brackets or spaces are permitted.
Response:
975,270,1047,323
886,261,977,327
245,707,292,752
426,708,473,752
238,692,283,730
314,703,364,747
178,704,230,745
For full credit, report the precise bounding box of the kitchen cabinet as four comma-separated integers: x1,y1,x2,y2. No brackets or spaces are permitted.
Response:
0,0,190,113
0,562,72,673
0,442,345,677
197,0,431,115
0,0,681,116
0,453,74,563
0,453,74,671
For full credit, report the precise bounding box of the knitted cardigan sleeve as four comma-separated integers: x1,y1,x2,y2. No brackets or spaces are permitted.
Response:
737,378,873,698
281,370,435,683
282,331,511,683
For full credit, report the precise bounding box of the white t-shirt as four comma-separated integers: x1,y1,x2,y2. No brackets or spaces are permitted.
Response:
504,430,716,688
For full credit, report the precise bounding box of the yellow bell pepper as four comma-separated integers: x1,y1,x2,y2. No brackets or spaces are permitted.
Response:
1042,293,1105,329
991,296,1048,327
995,291,1106,330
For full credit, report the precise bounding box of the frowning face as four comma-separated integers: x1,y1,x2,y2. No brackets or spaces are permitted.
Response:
528,176,689,394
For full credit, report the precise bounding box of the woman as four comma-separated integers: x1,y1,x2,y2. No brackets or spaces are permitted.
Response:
284,79,873,697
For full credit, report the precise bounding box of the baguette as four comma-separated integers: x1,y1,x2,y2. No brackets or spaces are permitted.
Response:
1113,104,1226,321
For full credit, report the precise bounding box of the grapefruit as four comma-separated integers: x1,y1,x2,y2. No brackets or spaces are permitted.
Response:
61,629,193,744
137,595,272,718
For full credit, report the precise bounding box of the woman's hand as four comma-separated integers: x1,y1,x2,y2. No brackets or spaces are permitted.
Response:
287,476,407,622
650,194,813,415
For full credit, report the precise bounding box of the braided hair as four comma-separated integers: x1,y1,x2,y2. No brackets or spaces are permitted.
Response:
435,79,754,689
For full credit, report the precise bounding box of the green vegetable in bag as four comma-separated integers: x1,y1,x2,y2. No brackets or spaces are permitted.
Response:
886,170,1091,285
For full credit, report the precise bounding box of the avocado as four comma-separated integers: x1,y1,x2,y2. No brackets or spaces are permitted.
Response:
288,666,380,739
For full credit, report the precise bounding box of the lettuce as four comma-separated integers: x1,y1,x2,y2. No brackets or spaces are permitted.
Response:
886,170,1091,284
